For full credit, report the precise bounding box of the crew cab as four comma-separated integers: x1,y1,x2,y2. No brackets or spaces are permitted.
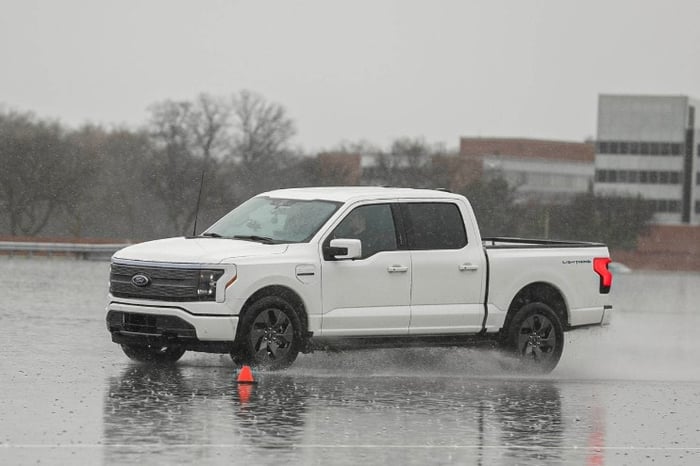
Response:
106,187,613,372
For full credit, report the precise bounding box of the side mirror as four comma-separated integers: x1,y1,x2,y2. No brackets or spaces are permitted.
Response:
326,238,362,260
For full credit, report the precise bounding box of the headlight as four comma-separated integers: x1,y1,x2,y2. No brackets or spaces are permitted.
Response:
197,269,224,299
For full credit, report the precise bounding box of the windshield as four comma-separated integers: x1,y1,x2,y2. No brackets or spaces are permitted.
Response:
204,196,341,243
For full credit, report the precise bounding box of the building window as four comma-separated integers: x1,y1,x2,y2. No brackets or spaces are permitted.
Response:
696,201,700,214
649,199,682,213
594,169,682,184
596,141,684,156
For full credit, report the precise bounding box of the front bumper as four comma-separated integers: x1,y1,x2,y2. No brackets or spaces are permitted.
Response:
106,301,240,352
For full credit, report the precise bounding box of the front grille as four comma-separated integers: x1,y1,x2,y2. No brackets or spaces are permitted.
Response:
110,262,210,301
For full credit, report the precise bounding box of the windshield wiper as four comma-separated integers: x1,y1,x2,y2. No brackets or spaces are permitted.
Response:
232,235,278,244
200,232,223,238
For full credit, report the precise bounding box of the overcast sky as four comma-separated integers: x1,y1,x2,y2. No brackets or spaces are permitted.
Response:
2,0,699,152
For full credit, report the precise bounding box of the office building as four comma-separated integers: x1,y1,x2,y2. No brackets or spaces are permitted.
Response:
594,94,700,225
459,138,595,203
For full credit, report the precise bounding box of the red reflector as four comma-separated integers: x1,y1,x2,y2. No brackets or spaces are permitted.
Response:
593,257,613,292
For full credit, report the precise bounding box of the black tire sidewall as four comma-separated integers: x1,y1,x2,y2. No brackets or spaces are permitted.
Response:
235,296,302,370
505,302,564,374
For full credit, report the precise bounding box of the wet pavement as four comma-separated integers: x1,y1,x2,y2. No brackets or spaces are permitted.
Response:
1,257,700,465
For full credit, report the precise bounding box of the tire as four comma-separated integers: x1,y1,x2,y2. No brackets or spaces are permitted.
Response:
121,344,186,364
232,296,302,370
502,302,564,374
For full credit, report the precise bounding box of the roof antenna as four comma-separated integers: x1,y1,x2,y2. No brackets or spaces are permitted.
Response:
192,168,205,236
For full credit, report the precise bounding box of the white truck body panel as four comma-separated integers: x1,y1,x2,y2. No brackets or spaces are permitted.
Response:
485,245,611,329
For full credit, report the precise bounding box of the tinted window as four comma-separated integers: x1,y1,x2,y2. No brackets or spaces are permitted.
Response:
402,203,468,250
328,204,398,259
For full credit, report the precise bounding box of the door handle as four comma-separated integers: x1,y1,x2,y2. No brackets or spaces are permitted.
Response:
459,263,479,272
387,265,409,273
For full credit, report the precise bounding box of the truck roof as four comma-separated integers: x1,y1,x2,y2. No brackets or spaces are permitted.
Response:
261,186,463,203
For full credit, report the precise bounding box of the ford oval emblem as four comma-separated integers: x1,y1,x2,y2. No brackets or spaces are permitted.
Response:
131,274,151,287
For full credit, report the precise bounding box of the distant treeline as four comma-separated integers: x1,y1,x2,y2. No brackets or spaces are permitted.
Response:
0,90,653,249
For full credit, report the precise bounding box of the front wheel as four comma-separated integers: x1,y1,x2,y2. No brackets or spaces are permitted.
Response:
121,344,185,364
231,296,302,370
502,302,564,374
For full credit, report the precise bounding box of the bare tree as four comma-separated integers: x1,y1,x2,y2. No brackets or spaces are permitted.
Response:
145,94,231,234
59,126,101,237
0,111,83,236
228,90,296,199
60,126,160,240
365,137,440,187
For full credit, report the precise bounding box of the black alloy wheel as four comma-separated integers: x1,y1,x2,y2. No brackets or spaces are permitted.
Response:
232,296,301,370
504,302,564,374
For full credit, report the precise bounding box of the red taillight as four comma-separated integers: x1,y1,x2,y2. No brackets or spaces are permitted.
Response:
593,257,612,293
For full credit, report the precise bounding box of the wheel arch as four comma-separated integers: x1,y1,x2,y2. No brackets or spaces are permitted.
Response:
501,282,569,336
240,285,309,335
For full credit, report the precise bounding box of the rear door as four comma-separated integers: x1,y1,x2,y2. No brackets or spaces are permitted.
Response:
400,201,486,334
320,203,411,336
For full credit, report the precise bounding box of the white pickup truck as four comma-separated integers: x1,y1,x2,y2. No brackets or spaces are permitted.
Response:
106,187,613,373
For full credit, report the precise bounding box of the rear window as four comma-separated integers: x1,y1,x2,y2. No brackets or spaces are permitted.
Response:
401,202,468,250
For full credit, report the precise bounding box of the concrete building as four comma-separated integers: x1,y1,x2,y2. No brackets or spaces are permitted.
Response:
459,138,595,204
594,94,700,225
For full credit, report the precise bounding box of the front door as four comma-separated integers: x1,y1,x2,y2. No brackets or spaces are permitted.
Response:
320,203,411,336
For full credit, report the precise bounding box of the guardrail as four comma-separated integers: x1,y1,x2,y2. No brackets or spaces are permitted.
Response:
0,241,130,260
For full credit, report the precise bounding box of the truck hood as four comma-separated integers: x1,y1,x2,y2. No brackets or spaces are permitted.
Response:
113,237,289,264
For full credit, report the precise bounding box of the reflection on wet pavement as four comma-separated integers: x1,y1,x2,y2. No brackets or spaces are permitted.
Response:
104,363,571,465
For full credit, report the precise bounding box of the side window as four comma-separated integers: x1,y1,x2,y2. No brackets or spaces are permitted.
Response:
402,202,468,250
328,204,398,259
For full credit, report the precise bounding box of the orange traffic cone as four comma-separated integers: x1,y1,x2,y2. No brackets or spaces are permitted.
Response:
236,365,256,384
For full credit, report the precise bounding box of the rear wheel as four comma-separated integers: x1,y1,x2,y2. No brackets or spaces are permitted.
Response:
232,296,302,370
121,344,185,364
503,302,564,374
